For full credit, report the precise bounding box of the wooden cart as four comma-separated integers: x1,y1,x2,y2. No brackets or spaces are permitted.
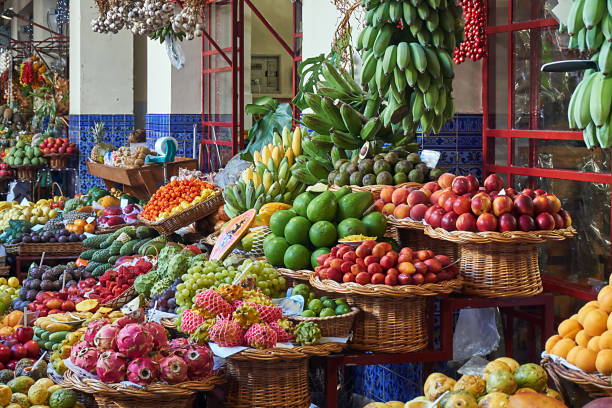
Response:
86,158,198,200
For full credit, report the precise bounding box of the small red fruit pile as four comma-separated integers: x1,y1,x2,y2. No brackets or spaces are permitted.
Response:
40,137,77,155
0,327,39,370
315,241,458,286
27,291,83,317
88,258,152,304
454,0,486,64
0,163,14,178
376,173,572,233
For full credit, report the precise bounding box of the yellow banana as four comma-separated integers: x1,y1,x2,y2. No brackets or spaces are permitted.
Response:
285,147,294,167
271,146,282,168
292,127,302,156
253,173,262,189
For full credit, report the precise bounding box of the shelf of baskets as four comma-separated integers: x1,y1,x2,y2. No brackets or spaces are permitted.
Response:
225,343,344,408
309,275,462,353
424,226,577,298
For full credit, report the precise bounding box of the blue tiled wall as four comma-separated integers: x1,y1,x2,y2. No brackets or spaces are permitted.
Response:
353,362,423,402
68,114,134,193
146,114,201,159
417,113,483,179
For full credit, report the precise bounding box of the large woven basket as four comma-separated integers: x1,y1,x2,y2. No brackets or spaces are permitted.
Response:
5,241,84,257
541,356,611,400
328,182,422,200
424,226,577,298
45,153,75,169
100,286,137,309
96,222,144,234
226,343,343,408
309,275,461,353
388,216,460,261
138,189,223,236
63,368,225,408
277,268,313,288
288,307,359,338
12,165,41,181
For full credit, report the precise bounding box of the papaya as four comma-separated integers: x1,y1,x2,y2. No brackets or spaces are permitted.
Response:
337,191,374,220
306,191,337,223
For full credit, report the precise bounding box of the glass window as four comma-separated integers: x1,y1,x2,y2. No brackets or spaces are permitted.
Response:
487,33,509,129
489,0,510,26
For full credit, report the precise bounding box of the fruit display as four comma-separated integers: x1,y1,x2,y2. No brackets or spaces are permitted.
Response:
34,312,93,353
180,285,300,348
109,145,154,168
96,203,143,228
3,140,46,167
0,199,60,230
546,275,612,376
0,278,20,314
562,0,612,148
69,317,214,384
0,310,26,339
39,136,77,156
140,177,217,222
0,327,44,370
223,127,305,217
376,173,572,233
0,372,80,408
65,218,96,234
87,258,153,304
315,241,458,286
396,358,564,408
330,148,443,187
149,278,182,314
174,259,286,311
291,283,352,318
89,122,116,164
263,189,388,270
356,0,463,135
10,228,86,245
79,225,160,277
454,0,486,63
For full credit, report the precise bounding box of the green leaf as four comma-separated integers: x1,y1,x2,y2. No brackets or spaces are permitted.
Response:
244,96,278,115
239,102,292,162
292,52,341,110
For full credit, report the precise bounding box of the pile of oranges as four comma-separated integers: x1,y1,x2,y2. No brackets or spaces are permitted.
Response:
141,178,216,222
546,275,612,375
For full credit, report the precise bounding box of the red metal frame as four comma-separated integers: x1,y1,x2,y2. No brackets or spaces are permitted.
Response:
200,0,302,172
482,0,610,295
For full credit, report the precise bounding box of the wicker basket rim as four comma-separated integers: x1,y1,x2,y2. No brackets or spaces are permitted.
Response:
424,225,577,244
287,307,359,323
541,356,611,385
10,164,43,169
43,152,77,157
309,275,462,297
137,188,222,226
386,215,426,229
228,342,344,361
277,268,314,279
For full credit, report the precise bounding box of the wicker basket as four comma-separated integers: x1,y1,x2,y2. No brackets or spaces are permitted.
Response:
63,368,225,408
309,275,461,353
424,226,577,298
100,287,137,309
277,268,313,288
12,165,41,181
288,307,359,338
226,343,343,408
45,153,75,169
96,222,144,234
4,241,84,257
138,189,223,236
388,216,460,261
328,182,422,200
541,356,611,400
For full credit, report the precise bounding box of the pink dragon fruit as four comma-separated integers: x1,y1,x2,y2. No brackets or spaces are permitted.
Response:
94,324,120,351
145,321,168,350
182,344,214,379
116,308,147,328
159,355,188,384
70,341,89,359
71,345,99,373
268,321,294,342
96,350,128,383
209,317,245,347
116,323,154,358
244,323,278,349
84,320,108,345
127,357,160,385
169,338,190,349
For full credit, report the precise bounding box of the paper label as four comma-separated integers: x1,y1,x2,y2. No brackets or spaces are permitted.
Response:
146,308,177,323
20,198,30,206
86,217,95,224
420,150,441,169
121,297,140,314
498,188,506,196
120,198,129,208
31,224,43,232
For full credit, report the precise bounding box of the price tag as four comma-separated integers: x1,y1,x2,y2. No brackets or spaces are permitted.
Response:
31,224,44,232
120,198,129,208
20,198,29,206
121,297,140,314
272,295,304,316
420,150,441,169
498,189,506,196
86,217,95,224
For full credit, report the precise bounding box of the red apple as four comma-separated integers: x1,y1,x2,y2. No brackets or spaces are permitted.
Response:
407,190,428,206
428,208,445,228
410,204,428,221
371,273,385,284
397,273,413,285
340,261,353,274
424,272,438,283
484,174,504,192
558,209,572,228
10,344,26,360
434,254,451,267
546,194,562,213
342,251,357,263
61,300,75,312
317,253,331,266
350,264,363,276
437,191,455,208
442,195,456,213
452,196,471,215
451,176,470,195
0,345,10,363
522,188,536,198
438,173,456,189
441,212,458,231
6,360,17,370
466,174,480,192
476,213,498,232
456,213,476,231
492,195,514,217
391,188,408,205
422,182,440,193
15,327,33,343
424,258,442,273
382,203,396,216
337,246,351,258
355,272,370,285
373,199,385,212
513,194,534,216
412,273,425,285
414,261,428,274
367,263,383,275
384,274,398,286
498,213,518,232
424,205,440,224
371,243,387,258
329,258,342,270
355,244,371,258
535,189,547,196
471,193,492,215
536,212,555,230
386,267,399,276
533,195,552,214
416,250,430,261
430,189,445,205
398,262,416,275
23,340,39,358
363,240,377,249
518,214,536,232
400,247,414,258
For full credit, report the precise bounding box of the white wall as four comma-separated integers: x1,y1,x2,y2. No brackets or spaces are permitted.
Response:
69,0,134,115
32,0,57,42
170,38,202,114
146,38,172,114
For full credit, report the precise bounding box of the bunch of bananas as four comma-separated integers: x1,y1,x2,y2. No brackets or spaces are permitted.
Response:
563,0,612,148
357,0,464,135
223,127,307,217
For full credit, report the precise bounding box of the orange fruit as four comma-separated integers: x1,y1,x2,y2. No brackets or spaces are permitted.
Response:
599,289,612,313
566,346,581,365
578,304,599,325
586,301,601,308
550,338,576,359
575,347,598,372
599,330,612,350
608,312,612,331
558,319,582,339
576,330,592,347
599,285,612,299
588,336,602,353
584,309,609,337
596,349,612,375
545,335,562,354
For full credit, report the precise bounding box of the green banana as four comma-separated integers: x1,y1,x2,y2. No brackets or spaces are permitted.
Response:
306,160,328,180
424,86,440,110
304,93,324,116
432,29,445,49
256,161,266,180
272,132,282,146
600,41,612,74
286,175,299,193
584,121,597,149
255,184,264,199
278,160,289,184
568,0,586,35
302,114,333,135
341,70,363,94
321,96,348,131
575,72,597,129
233,183,246,211
417,3,430,20
253,195,265,212
363,27,377,51
409,42,427,73
597,111,612,147
584,0,605,29
417,73,431,94
356,26,366,51
362,51,377,85
590,73,612,127
375,58,391,92
423,46,441,79
402,2,417,25
222,187,241,211
437,49,454,78
578,27,587,52
440,8,455,32
281,126,291,149
416,30,432,47
427,0,441,9
245,180,255,209
410,18,423,36
435,88,447,116
363,93,382,118
268,181,281,197
340,103,365,134
331,129,362,150
602,14,612,40
291,165,320,185
389,1,403,23
224,203,238,218
426,11,439,32
373,24,395,58
393,67,408,92
412,91,425,121
405,64,418,87
322,61,354,95
396,42,410,71
587,27,604,51
310,134,334,149
382,45,398,75
360,117,383,140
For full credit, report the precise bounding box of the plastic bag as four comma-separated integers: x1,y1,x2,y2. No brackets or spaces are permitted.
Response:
453,308,500,361
165,35,185,70
213,154,252,189
457,355,491,377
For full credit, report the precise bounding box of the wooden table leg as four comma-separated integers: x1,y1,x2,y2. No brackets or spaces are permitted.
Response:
326,356,340,408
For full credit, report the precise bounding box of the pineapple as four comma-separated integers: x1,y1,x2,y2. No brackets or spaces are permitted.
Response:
89,122,115,163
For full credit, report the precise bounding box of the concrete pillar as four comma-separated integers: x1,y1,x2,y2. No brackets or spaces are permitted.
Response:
68,0,134,192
